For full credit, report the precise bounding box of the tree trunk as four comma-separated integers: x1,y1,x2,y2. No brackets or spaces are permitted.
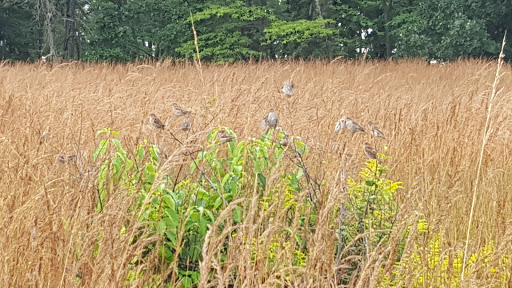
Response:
314,0,323,19
43,0,57,60
63,0,77,59
381,0,393,59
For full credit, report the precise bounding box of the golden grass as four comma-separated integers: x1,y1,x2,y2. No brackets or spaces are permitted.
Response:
1,59,512,286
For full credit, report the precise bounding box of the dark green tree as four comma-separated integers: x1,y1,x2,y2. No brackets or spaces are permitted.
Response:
0,2,41,60
83,0,198,62
391,0,500,60
0,0,509,62
176,0,270,62
328,0,376,59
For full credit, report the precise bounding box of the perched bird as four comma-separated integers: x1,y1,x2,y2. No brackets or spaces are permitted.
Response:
335,118,346,132
57,154,67,164
282,81,294,96
149,113,165,130
262,109,279,133
40,131,50,145
218,130,236,143
172,103,191,117
57,154,77,164
345,117,366,133
363,142,379,162
368,122,386,140
67,154,77,163
335,116,365,134
179,118,191,132
279,133,290,146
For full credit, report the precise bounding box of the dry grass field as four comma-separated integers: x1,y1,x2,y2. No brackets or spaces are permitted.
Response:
1,59,512,287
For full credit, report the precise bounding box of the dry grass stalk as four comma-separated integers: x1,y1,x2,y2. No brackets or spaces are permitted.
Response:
461,33,507,280
189,12,204,86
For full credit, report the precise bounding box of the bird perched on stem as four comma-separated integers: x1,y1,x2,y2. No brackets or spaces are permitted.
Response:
363,142,379,162
57,154,66,164
261,109,279,133
335,118,346,132
368,122,386,140
180,118,191,132
345,117,366,133
40,131,50,145
218,130,236,143
57,154,77,164
172,103,191,117
335,117,366,133
279,133,290,146
282,81,294,96
67,154,77,164
149,113,165,130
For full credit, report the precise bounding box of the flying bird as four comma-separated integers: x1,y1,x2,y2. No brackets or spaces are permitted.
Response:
368,122,386,140
149,113,165,130
172,103,191,117
281,81,294,96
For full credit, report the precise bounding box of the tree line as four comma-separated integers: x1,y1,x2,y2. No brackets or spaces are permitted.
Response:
0,0,510,63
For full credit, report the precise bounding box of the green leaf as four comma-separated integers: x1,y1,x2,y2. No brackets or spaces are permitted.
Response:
190,161,197,174
229,181,238,195
112,138,122,150
214,197,223,210
93,139,108,161
198,216,207,236
221,173,232,188
257,173,266,189
156,220,166,233
232,165,243,176
180,276,192,288
164,245,174,262
233,205,242,223
96,128,108,136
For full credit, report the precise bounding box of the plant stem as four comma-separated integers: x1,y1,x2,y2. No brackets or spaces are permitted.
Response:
461,31,506,280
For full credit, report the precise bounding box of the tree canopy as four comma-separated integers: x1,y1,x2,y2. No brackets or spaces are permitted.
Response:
0,0,509,62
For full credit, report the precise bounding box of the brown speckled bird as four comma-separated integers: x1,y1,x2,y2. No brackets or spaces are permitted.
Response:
67,154,77,163
149,113,165,130
57,154,77,164
263,109,279,133
180,118,191,132
57,154,66,164
363,142,378,161
218,130,236,143
368,122,386,140
345,117,366,133
279,133,290,146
